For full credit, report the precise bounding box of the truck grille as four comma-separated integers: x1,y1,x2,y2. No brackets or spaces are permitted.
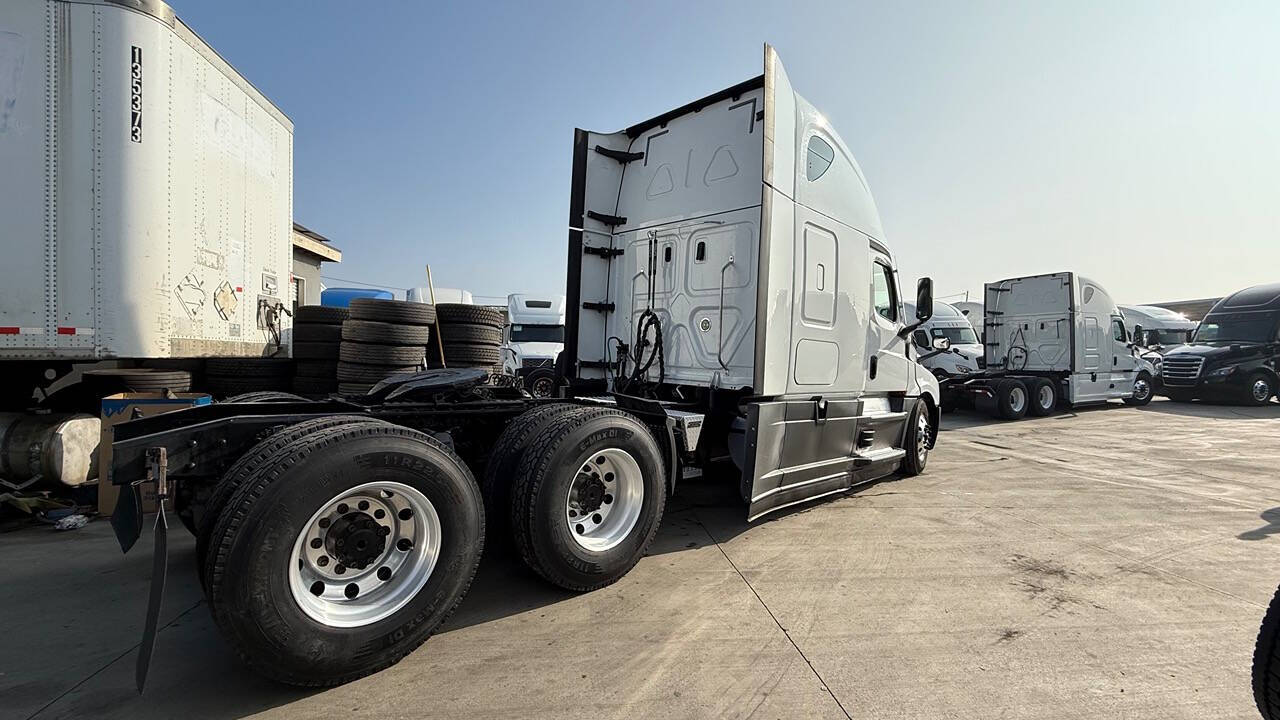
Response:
521,358,553,370
1161,356,1204,386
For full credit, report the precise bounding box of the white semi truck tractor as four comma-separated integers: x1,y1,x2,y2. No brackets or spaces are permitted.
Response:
500,294,566,397
0,0,295,487
106,45,941,689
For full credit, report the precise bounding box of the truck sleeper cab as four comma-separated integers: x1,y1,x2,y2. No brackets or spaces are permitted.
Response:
104,46,940,690
1159,283,1280,405
942,272,1156,419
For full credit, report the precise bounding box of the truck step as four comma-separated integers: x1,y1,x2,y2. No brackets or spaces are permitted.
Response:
852,447,906,466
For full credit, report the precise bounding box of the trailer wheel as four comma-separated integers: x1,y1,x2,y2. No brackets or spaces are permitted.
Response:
196,415,386,588
206,422,482,686
482,403,578,551
1254,583,1280,719
1124,371,1155,406
510,407,666,592
1027,378,1057,416
994,379,1028,420
899,401,931,476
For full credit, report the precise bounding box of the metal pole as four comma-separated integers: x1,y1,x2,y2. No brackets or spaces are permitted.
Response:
426,265,446,368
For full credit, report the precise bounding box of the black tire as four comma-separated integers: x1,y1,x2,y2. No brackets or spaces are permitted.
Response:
899,400,931,476
83,368,193,393
293,324,344,343
1027,378,1057,416
195,415,385,586
349,298,436,326
205,377,291,398
338,382,375,395
342,320,431,346
205,422,483,686
206,358,293,377
436,303,503,328
291,377,338,396
1245,372,1276,406
294,360,339,378
523,366,557,398
295,306,350,325
336,363,420,383
442,344,501,366
510,407,666,591
994,379,1028,420
482,404,578,551
438,323,501,345
339,342,426,366
222,391,307,403
1123,371,1155,406
293,341,342,360
1254,583,1280,719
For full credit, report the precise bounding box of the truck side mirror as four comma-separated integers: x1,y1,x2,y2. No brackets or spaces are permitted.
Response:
912,329,930,348
915,278,933,322
932,337,950,351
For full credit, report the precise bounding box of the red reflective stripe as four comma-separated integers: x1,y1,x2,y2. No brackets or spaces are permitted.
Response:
57,327,77,335
0,327,18,334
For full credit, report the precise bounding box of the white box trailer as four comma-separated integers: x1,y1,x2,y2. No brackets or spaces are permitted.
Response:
0,0,293,365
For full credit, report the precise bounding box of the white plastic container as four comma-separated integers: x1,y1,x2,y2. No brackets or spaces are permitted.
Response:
0,0,293,360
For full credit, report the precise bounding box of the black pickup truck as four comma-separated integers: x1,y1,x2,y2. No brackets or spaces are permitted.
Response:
1159,283,1280,405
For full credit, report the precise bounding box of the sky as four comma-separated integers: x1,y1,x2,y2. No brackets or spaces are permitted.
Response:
172,0,1279,306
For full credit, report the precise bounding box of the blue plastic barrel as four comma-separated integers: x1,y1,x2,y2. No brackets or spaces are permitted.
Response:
321,287,394,307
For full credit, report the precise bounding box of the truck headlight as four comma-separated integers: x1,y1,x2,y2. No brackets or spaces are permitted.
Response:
1206,365,1236,379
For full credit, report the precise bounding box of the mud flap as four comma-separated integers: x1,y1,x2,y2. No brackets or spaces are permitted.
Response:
136,502,168,693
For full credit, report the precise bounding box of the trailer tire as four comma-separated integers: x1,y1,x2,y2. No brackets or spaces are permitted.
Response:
482,403,578,552
510,407,666,591
339,342,426,366
436,303,504,328
899,400,931,476
196,415,386,587
349,298,437,326
295,306,351,325
293,324,344,343
205,377,291,397
206,422,483,687
440,323,502,345
293,341,342,360
1253,583,1280,719
441,344,502,366
1027,378,1057,416
342,320,431,345
206,358,293,377
1124,371,1155,406
294,360,339,378
336,363,420,383
994,379,1028,420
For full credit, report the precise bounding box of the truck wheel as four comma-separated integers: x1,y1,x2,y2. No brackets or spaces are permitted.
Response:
206,422,483,686
1246,373,1275,406
510,407,666,591
995,379,1028,420
1027,378,1057,416
196,415,386,588
1254,583,1280,720
524,367,556,398
1123,372,1155,406
482,403,578,551
899,401,931,476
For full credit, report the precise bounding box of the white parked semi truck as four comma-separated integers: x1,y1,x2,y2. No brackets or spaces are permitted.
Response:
904,300,984,381
1119,304,1197,351
940,272,1157,418
500,294,566,397
0,0,293,394
106,46,941,689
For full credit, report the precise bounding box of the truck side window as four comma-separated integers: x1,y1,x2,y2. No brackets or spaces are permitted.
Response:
873,262,898,322
1112,318,1126,342
806,135,835,181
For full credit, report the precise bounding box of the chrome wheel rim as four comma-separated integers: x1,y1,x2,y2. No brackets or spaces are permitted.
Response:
1037,385,1054,409
916,411,930,463
1008,386,1026,414
289,481,441,628
1133,378,1151,401
565,448,644,552
1253,379,1271,402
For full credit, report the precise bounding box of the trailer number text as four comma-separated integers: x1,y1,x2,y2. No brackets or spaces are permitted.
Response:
130,46,142,143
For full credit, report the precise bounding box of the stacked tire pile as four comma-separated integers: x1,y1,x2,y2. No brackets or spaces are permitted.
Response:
206,358,293,398
337,298,433,395
291,305,349,396
430,303,504,373
83,367,193,394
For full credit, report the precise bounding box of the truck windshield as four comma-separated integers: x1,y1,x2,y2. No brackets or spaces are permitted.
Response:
932,326,979,345
1193,314,1277,344
1148,329,1193,346
510,324,564,343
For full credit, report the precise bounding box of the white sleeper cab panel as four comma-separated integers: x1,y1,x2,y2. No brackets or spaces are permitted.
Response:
0,0,293,360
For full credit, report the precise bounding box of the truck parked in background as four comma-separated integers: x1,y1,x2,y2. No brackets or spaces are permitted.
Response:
1119,305,1198,351
106,45,942,688
941,272,1156,418
904,300,984,407
501,294,565,397
1159,283,1280,405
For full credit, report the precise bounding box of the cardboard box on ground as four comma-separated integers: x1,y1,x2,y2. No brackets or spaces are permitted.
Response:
98,393,211,516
